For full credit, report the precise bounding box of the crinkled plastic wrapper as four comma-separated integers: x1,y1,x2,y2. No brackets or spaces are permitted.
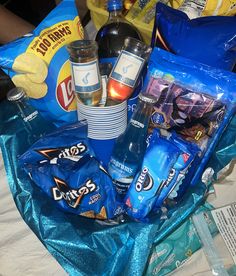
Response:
128,47,236,221
0,94,235,276
171,0,236,18
192,207,236,276
0,0,84,126
152,2,236,71
125,129,200,221
19,121,121,220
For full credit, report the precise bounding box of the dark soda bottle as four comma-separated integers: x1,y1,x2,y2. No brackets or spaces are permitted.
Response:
107,92,156,195
95,0,143,62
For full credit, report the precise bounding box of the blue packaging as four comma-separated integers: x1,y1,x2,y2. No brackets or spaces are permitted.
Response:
19,120,121,220
144,47,236,159
152,2,236,71
131,47,236,218
125,129,200,220
21,155,121,220
19,120,94,164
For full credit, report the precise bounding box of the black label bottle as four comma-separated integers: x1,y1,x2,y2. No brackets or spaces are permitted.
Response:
107,92,156,196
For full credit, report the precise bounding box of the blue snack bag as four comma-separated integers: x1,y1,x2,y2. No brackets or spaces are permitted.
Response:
19,120,94,164
145,47,236,158
19,121,121,220
125,129,200,220
0,0,84,126
152,2,236,71
21,155,121,220
128,47,236,221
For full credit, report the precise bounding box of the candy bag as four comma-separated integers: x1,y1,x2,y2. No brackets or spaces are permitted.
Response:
145,47,236,159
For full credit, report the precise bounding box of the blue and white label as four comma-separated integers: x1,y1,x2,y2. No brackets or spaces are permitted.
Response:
108,157,137,194
99,75,108,106
71,60,101,93
110,50,145,88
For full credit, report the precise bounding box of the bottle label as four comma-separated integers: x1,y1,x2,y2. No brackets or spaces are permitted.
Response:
22,110,38,122
108,157,137,194
110,50,145,88
179,0,206,18
71,60,101,93
99,75,108,106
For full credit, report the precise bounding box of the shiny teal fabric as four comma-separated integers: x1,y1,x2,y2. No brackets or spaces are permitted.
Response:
0,99,235,275
207,115,236,179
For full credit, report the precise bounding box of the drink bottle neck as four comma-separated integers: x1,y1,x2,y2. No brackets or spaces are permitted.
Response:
127,98,154,133
108,10,125,22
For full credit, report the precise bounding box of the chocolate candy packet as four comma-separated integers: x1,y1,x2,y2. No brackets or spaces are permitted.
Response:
147,78,226,151
144,47,236,156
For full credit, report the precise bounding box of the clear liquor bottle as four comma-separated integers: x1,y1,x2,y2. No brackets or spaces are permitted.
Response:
107,92,156,195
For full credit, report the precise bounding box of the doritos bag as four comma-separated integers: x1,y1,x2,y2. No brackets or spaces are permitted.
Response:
0,0,84,126
19,120,122,220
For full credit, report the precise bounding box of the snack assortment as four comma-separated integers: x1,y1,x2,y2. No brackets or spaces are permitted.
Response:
0,0,236,275
1,1,236,222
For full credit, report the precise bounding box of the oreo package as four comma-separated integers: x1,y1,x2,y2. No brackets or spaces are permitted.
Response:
19,121,122,220
125,129,200,220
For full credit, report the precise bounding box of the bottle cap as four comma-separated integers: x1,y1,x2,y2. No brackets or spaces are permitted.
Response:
7,87,26,102
107,0,123,12
138,92,157,104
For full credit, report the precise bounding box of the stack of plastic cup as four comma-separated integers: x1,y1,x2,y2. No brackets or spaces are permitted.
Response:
77,101,127,167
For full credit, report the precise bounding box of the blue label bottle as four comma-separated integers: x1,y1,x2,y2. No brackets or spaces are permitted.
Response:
107,92,156,195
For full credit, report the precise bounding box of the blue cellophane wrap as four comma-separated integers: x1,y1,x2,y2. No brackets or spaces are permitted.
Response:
0,99,235,275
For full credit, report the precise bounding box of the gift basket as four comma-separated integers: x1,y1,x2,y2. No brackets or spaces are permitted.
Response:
0,0,236,275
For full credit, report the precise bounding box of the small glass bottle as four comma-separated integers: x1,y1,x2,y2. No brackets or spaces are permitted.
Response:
7,87,55,141
67,40,102,106
107,92,157,196
106,36,152,103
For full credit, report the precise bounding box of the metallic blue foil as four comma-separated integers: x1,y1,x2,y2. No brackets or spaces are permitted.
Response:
0,99,235,275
